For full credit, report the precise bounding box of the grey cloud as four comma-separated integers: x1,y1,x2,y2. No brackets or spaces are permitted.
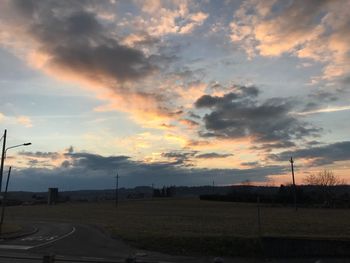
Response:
28,159,39,166
5,0,161,87
269,141,350,166
19,151,60,159
308,91,338,102
301,90,340,113
251,141,296,152
161,151,197,166
0,0,189,118
305,140,322,147
195,86,320,146
342,75,350,85
61,160,71,168
11,151,286,191
195,86,259,108
188,112,201,119
49,42,155,83
196,152,233,159
273,0,329,36
66,152,130,170
241,161,259,167
29,8,155,83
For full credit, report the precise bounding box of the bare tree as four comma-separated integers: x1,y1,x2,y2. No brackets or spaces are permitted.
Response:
304,170,345,207
304,170,345,186
240,179,252,186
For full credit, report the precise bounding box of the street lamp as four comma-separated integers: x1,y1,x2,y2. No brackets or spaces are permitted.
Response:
0,139,31,192
4,143,32,158
0,141,31,236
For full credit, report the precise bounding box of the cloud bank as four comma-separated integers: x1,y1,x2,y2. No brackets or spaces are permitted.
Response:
12,148,284,191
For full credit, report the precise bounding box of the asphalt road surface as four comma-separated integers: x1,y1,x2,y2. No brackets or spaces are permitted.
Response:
0,221,349,263
0,222,75,251
0,221,196,262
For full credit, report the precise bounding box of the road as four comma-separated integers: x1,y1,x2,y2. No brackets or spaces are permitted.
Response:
0,221,196,262
0,222,75,251
0,221,349,263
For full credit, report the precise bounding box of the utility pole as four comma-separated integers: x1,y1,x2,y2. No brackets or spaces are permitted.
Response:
290,157,297,211
115,172,119,208
0,129,7,192
0,166,11,235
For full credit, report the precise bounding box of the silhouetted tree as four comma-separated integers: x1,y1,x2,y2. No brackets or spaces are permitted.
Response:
304,170,345,186
304,170,345,207
240,179,252,186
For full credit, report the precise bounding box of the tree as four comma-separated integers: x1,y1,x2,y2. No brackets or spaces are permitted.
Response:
304,170,345,207
304,170,345,186
240,179,252,186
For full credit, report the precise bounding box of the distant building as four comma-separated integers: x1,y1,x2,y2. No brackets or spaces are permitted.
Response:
48,188,58,205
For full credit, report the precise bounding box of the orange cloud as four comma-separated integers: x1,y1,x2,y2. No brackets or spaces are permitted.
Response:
230,0,350,81
16,116,33,128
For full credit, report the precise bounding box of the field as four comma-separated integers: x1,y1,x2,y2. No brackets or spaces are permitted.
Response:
5,198,350,256
0,223,22,235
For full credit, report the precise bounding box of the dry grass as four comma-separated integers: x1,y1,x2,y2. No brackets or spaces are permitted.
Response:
5,198,350,255
0,223,22,235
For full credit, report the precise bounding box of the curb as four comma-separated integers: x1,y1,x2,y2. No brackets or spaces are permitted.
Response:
0,226,38,241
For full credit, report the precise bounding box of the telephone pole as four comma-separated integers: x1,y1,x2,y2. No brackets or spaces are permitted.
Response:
0,129,7,192
115,172,119,208
290,157,297,211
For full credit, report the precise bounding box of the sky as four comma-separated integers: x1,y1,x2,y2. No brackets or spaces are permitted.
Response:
0,0,350,191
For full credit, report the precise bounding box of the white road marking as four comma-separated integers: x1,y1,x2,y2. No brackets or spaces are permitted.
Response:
0,245,33,250
0,226,76,251
30,226,76,249
21,235,58,241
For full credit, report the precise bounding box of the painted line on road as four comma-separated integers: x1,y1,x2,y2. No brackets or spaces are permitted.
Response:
0,244,33,250
31,226,76,249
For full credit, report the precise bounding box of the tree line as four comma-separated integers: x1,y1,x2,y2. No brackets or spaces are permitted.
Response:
200,170,350,208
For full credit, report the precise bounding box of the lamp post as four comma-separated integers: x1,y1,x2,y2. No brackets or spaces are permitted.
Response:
0,129,7,193
0,136,31,192
0,140,31,236
4,143,32,157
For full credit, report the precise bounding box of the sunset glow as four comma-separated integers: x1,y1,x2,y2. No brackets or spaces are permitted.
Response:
1,0,350,191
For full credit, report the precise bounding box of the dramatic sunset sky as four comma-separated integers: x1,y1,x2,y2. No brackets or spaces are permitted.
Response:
1,0,350,191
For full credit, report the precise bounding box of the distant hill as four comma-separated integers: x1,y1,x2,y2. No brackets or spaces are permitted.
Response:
6,185,350,206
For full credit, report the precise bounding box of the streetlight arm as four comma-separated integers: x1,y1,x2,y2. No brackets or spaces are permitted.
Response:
0,132,31,192
4,143,32,157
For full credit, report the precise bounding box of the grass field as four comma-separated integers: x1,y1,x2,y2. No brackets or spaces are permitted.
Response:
0,223,22,235
5,198,350,255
